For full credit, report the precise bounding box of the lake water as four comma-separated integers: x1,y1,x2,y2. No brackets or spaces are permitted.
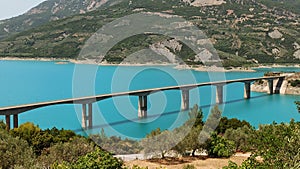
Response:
0,60,300,139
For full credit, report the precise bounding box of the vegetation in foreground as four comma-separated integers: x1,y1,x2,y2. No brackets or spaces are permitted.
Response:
1,102,300,168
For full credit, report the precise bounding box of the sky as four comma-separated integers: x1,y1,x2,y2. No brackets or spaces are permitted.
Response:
0,0,46,20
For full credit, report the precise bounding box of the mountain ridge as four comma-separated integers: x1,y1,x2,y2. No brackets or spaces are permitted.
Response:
0,0,115,39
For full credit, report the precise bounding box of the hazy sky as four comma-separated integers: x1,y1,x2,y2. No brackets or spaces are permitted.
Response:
0,0,46,20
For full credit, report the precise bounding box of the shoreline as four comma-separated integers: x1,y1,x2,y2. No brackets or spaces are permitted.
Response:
1,56,299,72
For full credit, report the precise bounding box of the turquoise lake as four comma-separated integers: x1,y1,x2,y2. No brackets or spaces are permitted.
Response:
0,60,300,139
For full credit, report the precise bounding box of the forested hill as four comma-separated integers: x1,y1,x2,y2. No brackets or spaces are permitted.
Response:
0,0,299,67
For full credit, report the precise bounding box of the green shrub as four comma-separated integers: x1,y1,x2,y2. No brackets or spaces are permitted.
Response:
250,120,300,168
206,133,236,158
38,137,95,168
216,117,252,134
52,147,123,169
0,120,6,130
290,80,300,87
182,164,197,169
0,129,36,168
10,122,77,155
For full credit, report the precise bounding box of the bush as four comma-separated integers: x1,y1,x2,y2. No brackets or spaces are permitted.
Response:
206,133,236,158
10,122,77,155
224,120,300,168
0,129,36,168
250,120,300,168
53,147,124,169
290,80,300,87
38,137,95,168
223,155,267,169
182,164,197,169
216,117,252,134
0,120,6,130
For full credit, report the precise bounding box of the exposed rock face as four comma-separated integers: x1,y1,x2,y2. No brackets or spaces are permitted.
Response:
272,48,280,55
182,0,226,7
293,50,300,59
293,42,300,50
150,39,183,63
268,29,283,39
194,49,213,62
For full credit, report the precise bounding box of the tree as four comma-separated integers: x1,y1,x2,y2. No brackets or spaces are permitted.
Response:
174,125,205,156
204,105,222,132
224,125,254,152
90,128,142,155
173,105,205,156
140,128,176,159
186,104,204,127
198,105,222,147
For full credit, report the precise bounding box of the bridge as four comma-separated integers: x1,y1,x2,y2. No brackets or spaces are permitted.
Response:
0,76,285,130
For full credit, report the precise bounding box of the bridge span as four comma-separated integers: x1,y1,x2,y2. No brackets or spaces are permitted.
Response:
0,76,285,130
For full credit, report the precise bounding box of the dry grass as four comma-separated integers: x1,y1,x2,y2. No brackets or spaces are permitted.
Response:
125,153,250,169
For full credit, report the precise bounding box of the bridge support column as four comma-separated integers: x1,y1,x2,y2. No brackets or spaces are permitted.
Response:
274,77,284,94
181,89,190,111
216,85,224,104
82,104,93,129
138,95,147,118
88,103,93,129
268,79,274,95
13,114,18,129
244,82,251,99
82,104,87,129
5,115,10,131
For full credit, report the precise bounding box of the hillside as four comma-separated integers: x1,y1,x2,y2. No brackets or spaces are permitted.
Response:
0,0,299,67
0,0,116,39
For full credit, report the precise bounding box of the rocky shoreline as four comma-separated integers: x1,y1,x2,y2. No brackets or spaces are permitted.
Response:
1,56,299,73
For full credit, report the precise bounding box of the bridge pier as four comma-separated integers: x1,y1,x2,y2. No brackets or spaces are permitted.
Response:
268,79,274,95
216,85,224,104
5,114,19,130
138,95,147,118
82,104,93,129
13,114,18,129
181,89,190,111
88,103,93,129
5,115,10,130
275,77,284,94
244,82,251,99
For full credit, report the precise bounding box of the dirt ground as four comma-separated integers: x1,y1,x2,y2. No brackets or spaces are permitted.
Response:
125,153,250,169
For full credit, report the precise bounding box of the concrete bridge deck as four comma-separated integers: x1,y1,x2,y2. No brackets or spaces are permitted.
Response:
0,76,285,130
